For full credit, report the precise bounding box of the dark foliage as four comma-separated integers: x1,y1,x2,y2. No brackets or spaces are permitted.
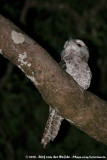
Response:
0,0,107,159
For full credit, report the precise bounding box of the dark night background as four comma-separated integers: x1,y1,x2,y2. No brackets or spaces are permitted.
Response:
0,0,107,159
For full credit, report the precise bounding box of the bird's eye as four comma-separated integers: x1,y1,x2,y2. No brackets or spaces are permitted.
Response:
77,43,82,47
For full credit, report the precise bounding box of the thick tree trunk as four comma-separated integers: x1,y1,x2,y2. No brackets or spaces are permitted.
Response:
0,15,107,145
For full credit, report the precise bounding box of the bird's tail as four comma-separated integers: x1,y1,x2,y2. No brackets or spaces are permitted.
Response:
41,107,63,148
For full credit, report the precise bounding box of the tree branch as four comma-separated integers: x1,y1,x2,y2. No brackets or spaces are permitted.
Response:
0,15,107,145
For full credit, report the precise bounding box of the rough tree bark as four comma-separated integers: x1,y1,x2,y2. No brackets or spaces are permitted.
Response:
0,15,107,145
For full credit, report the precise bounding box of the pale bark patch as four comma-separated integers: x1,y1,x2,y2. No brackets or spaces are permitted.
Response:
11,31,25,44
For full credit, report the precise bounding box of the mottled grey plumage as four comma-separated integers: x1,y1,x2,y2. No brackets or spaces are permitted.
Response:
41,107,63,148
41,39,92,148
62,39,92,90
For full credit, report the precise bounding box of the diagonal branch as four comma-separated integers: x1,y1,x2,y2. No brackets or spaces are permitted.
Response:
0,15,107,145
